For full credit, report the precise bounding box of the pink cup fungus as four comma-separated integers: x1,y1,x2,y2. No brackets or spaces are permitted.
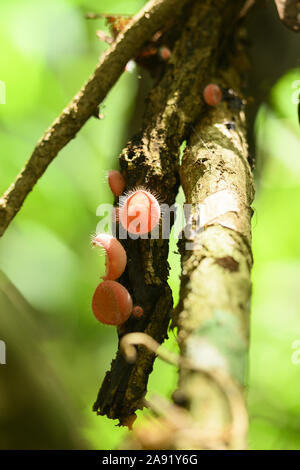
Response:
203,83,222,106
132,306,144,318
92,233,126,281
119,189,161,235
108,170,126,197
92,280,133,326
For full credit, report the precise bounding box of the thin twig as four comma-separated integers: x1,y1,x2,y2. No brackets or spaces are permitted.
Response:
121,332,248,449
120,332,180,365
0,0,189,237
85,13,132,20
144,395,229,449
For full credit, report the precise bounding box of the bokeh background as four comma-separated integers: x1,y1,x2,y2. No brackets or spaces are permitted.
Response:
0,0,299,450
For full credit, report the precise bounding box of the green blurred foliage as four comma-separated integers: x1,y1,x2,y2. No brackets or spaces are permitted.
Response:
249,69,300,450
0,0,299,450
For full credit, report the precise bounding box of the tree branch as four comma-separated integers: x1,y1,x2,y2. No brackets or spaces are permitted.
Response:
120,35,254,447
0,0,189,237
173,57,254,449
93,0,246,425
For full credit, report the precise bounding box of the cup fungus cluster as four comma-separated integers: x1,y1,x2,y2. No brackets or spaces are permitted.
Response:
91,170,161,326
